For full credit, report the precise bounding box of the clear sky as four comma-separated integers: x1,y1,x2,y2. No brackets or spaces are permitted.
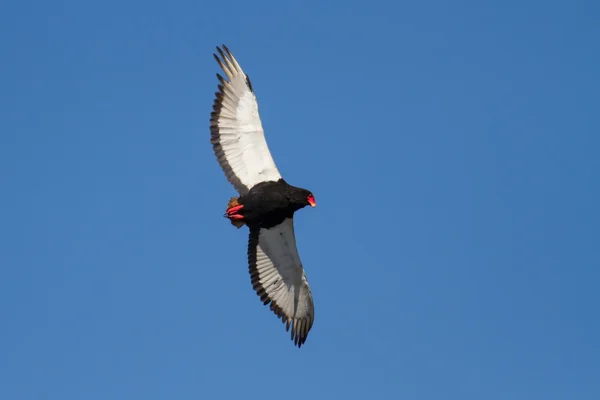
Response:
1,0,599,399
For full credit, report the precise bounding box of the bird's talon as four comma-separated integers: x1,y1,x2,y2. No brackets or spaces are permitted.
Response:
226,204,244,215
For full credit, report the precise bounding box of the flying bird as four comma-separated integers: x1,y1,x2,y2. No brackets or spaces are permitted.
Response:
209,45,317,347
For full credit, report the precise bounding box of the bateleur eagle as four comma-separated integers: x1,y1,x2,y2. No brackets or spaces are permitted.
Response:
209,45,317,347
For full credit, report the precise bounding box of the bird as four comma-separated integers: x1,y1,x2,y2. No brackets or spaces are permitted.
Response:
209,45,317,347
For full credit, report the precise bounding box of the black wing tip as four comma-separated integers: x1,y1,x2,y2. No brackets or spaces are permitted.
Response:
213,44,231,64
213,44,231,70
289,317,311,348
216,45,226,61
212,44,254,93
245,74,254,93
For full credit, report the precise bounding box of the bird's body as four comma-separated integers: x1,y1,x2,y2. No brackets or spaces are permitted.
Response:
226,179,314,229
209,45,317,347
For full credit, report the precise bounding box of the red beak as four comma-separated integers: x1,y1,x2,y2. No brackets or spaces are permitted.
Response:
308,195,316,208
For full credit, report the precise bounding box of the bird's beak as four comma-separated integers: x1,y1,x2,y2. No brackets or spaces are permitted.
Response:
308,197,316,208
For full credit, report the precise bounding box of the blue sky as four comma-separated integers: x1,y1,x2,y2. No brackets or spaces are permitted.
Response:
1,0,599,399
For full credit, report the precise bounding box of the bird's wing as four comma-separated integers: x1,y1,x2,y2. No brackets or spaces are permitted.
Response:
210,45,282,195
247,218,314,347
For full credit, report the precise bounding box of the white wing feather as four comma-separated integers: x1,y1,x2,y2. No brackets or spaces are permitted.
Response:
210,45,281,195
248,218,314,347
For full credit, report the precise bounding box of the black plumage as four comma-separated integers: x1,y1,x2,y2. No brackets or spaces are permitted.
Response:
226,179,314,229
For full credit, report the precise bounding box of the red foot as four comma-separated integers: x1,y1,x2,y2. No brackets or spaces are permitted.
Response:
226,205,244,215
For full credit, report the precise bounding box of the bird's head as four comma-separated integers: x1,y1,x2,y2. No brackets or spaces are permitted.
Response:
290,188,316,209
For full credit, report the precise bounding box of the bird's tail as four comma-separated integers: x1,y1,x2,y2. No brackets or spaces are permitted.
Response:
226,197,245,228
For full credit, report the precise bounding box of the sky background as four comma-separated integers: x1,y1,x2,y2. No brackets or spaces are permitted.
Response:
1,0,599,399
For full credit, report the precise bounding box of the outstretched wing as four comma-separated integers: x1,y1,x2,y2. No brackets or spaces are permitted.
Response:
210,45,282,195
247,218,315,347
